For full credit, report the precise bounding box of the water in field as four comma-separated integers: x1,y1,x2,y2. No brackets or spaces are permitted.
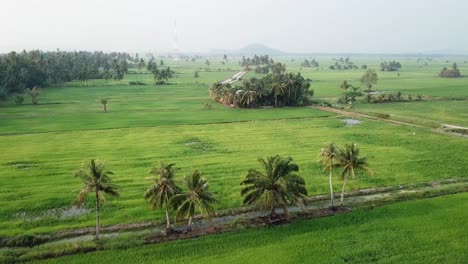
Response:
341,119,362,126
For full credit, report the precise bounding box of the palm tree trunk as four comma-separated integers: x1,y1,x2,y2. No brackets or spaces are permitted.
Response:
275,95,278,107
188,216,193,231
95,192,100,240
165,207,171,231
329,163,334,207
283,205,289,220
340,174,348,206
103,104,107,112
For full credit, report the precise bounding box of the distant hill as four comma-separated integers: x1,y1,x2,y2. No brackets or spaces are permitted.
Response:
210,43,287,56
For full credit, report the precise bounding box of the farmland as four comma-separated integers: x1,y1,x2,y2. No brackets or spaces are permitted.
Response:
39,193,468,264
1,56,468,262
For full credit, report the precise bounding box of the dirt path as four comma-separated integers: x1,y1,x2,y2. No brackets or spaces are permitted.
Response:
220,71,247,85
309,105,427,128
2,178,466,248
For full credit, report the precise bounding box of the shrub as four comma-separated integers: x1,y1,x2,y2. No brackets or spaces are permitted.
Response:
15,95,24,105
376,113,391,119
129,81,146,85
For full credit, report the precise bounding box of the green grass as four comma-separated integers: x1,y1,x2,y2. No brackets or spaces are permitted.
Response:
35,192,468,264
352,100,468,127
1,57,468,238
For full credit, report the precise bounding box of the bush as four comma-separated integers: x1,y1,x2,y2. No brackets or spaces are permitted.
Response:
129,81,146,85
376,113,391,119
15,95,24,105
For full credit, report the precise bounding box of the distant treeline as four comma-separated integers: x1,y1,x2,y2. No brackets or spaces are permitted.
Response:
0,50,133,98
240,55,274,74
380,61,401,71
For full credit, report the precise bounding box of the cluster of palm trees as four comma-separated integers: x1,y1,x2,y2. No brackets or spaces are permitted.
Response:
319,143,373,206
209,71,313,108
0,50,133,98
74,143,372,240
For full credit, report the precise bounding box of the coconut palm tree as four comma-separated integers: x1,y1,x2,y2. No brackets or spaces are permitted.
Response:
99,98,109,112
25,86,39,104
319,143,340,207
271,76,285,107
144,162,181,232
240,155,307,219
171,170,217,230
74,159,119,240
337,143,374,206
240,90,256,108
209,82,222,100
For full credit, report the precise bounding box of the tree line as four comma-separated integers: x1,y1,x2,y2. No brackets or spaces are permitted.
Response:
210,64,313,108
0,50,133,98
75,142,372,240
380,61,401,71
240,55,275,74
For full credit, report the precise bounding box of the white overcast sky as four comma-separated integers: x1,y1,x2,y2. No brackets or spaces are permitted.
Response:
1,0,468,54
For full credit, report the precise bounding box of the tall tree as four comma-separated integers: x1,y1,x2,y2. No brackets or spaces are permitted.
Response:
337,143,373,205
74,159,119,240
240,155,307,219
319,143,340,207
144,162,181,232
360,69,378,91
171,170,218,230
271,75,285,107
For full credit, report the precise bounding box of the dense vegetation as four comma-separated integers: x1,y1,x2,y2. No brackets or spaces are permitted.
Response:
0,50,132,98
380,60,401,71
240,55,274,74
300,58,319,68
329,57,357,70
439,63,462,78
210,65,313,108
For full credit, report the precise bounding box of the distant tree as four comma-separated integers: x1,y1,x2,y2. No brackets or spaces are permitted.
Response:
223,54,227,60
240,155,307,219
99,98,109,112
271,62,286,76
194,71,199,78
25,86,39,104
171,170,218,230
102,70,112,83
205,60,210,66
160,60,164,66
360,69,378,92
361,65,368,70
337,144,373,206
144,162,181,232
439,63,461,78
74,159,119,240
138,58,146,73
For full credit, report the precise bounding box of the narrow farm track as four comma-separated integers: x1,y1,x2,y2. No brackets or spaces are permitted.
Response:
309,105,426,128
2,178,466,250
310,105,468,138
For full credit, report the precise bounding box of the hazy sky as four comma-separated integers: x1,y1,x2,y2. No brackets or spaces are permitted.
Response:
1,0,468,54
